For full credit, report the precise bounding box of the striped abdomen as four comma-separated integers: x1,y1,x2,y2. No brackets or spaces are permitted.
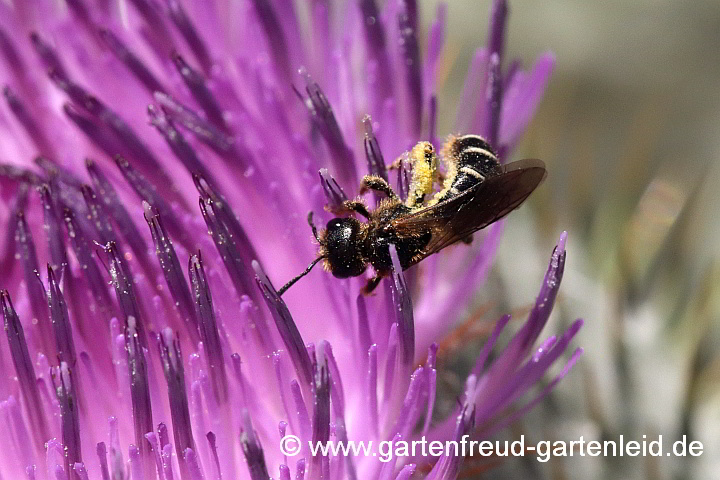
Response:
436,135,499,203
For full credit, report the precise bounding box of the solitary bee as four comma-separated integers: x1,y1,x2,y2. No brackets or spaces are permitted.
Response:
278,134,546,295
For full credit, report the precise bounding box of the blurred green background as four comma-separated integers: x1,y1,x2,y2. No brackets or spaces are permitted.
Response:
418,1,720,478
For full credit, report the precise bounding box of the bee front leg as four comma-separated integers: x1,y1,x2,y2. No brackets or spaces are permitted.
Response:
359,175,399,200
307,211,320,241
361,275,383,295
339,200,371,219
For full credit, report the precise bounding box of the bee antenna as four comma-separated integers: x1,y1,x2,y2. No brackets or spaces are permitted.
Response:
278,256,325,296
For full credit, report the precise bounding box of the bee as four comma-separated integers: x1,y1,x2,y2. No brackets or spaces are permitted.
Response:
278,134,546,295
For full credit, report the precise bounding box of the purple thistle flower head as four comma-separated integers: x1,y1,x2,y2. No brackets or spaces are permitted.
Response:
0,0,578,479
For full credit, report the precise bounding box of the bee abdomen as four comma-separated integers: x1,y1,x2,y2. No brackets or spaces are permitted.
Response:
448,134,494,157
454,135,499,177
438,134,499,201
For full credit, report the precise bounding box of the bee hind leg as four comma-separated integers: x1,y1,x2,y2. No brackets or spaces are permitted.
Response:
461,234,473,245
361,275,383,295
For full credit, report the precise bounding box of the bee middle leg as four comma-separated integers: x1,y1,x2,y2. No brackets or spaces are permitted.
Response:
359,175,398,200
461,234,473,245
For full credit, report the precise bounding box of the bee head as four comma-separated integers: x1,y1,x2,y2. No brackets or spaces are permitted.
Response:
320,217,366,278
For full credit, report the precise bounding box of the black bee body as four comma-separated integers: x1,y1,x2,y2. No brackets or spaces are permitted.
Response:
317,201,431,282
278,134,547,296
435,134,501,203
363,201,432,273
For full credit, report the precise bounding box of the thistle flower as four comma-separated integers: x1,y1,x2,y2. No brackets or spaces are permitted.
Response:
0,1,580,480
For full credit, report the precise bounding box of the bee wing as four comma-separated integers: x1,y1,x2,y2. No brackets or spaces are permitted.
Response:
392,159,547,262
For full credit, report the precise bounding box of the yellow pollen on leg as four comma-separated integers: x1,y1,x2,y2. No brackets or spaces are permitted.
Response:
425,135,461,207
405,141,438,207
